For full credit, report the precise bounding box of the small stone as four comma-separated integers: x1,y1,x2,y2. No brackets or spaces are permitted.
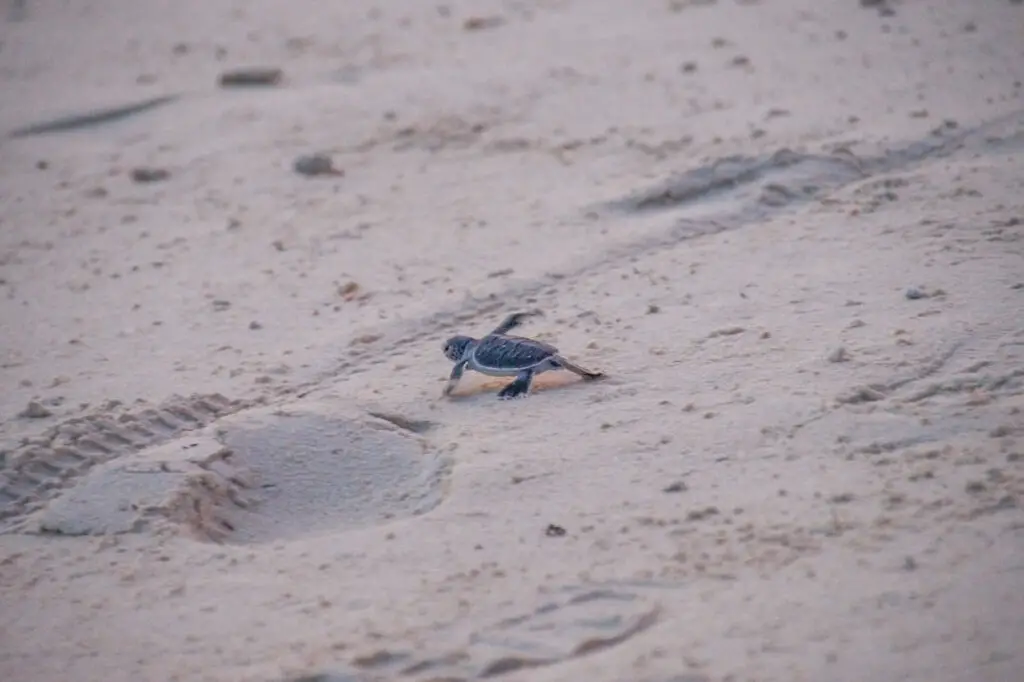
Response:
248,321,263,330
708,326,745,338
827,346,850,363
218,67,283,87
544,523,567,537
463,15,505,31
351,333,382,345
293,154,343,177
646,303,660,314
18,401,52,419
212,299,231,311
663,481,687,493
130,167,170,183
904,287,927,300
836,385,887,404
337,281,360,300
686,506,719,522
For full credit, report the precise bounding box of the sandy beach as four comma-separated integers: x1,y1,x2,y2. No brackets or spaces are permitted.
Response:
2,1,1023,680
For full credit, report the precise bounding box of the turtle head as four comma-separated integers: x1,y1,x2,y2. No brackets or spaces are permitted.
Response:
442,335,475,362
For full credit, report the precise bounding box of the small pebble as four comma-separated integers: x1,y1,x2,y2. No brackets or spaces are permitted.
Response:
337,281,360,300
293,154,343,177
351,333,382,345
709,326,745,338
463,15,505,31
130,167,170,183
19,401,52,419
827,346,850,363
218,67,283,88
905,287,927,300
248,321,263,330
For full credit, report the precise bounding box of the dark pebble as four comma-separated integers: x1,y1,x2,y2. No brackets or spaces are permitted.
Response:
218,67,284,88
131,167,170,183
904,287,927,300
293,154,343,177
545,523,567,537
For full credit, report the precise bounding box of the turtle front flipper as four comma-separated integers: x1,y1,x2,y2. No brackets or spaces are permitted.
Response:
490,310,541,336
443,360,468,397
498,369,535,399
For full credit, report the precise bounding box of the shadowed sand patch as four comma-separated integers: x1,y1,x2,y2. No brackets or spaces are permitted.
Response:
289,584,662,681
449,371,605,398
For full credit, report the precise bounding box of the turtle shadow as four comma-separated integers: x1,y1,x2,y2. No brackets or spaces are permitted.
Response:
447,371,607,400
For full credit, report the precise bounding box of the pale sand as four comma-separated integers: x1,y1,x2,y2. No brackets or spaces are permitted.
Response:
2,0,1024,680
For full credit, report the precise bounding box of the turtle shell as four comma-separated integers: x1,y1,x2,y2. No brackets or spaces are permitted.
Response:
472,334,558,370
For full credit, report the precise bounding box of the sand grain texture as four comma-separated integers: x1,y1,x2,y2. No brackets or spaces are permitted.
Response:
2,1,1023,681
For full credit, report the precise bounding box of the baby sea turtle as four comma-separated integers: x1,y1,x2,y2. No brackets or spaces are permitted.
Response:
441,311,605,400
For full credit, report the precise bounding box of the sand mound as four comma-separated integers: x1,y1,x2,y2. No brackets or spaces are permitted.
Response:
0,393,248,533
25,434,248,541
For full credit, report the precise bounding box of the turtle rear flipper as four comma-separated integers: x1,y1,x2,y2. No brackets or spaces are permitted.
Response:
498,369,535,399
554,355,605,381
